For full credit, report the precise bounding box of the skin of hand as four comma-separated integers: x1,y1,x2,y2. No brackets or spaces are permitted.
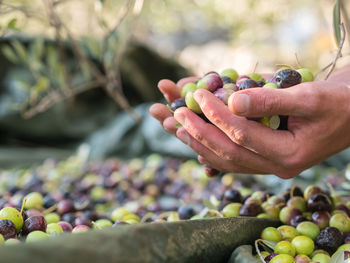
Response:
149,67,350,179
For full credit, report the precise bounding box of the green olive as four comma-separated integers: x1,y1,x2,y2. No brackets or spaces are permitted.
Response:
296,68,314,82
181,82,197,97
247,73,265,82
277,225,299,241
185,91,202,114
311,253,330,263
261,227,282,242
263,83,278,89
291,235,314,255
222,203,242,217
220,68,239,82
270,254,296,263
296,222,320,240
274,240,296,256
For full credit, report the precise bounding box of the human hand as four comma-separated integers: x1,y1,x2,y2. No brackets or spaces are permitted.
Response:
149,77,199,135
172,80,350,178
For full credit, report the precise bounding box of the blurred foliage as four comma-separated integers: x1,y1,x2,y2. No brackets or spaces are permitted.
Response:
0,0,144,119
0,0,349,118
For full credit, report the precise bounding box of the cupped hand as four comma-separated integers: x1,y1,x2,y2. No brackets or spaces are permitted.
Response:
173,80,350,178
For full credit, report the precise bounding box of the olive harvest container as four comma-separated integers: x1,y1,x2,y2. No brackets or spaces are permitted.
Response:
0,217,279,263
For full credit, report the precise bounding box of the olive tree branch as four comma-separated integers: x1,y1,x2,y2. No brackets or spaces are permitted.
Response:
101,0,133,59
43,0,73,94
44,0,106,84
101,0,144,123
21,79,106,119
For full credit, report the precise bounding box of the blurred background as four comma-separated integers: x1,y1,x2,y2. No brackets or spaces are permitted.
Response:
0,0,349,169
2,0,349,72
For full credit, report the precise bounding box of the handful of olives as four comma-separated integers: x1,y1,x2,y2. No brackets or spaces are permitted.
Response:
170,66,314,132
169,66,314,176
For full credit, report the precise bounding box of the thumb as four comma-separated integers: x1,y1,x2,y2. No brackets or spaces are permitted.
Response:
228,85,313,117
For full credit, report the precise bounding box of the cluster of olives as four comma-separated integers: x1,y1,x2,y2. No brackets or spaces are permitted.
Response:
0,154,269,243
250,185,350,263
170,66,314,131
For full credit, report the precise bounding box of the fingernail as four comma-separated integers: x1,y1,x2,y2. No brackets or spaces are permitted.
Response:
233,94,250,114
194,91,203,104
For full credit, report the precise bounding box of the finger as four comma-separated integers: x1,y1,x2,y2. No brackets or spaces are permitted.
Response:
163,117,179,135
174,107,280,173
177,76,200,88
149,103,173,123
227,83,318,118
176,128,262,173
193,89,295,160
197,155,268,174
158,79,181,103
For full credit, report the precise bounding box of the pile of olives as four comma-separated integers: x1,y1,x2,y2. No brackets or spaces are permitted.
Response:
253,185,350,262
170,66,314,131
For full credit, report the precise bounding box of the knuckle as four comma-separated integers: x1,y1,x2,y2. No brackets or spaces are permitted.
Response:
214,146,240,163
193,131,204,142
230,127,248,145
206,108,225,127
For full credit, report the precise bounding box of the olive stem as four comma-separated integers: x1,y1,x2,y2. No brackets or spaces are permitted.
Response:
140,212,155,223
43,204,58,215
294,53,302,68
207,209,223,218
252,61,259,74
324,23,346,80
255,239,266,263
20,197,27,215
315,62,333,79
290,185,296,199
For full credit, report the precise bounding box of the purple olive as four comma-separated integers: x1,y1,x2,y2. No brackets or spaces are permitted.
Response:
214,88,234,105
22,216,47,235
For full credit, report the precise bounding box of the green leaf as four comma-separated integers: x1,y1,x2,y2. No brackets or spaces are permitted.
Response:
329,250,345,263
29,89,39,105
34,77,50,92
2,45,20,64
31,38,45,61
7,18,19,31
255,239,276,252
11,40,28,62
333,0,341,47
46,45,58,69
